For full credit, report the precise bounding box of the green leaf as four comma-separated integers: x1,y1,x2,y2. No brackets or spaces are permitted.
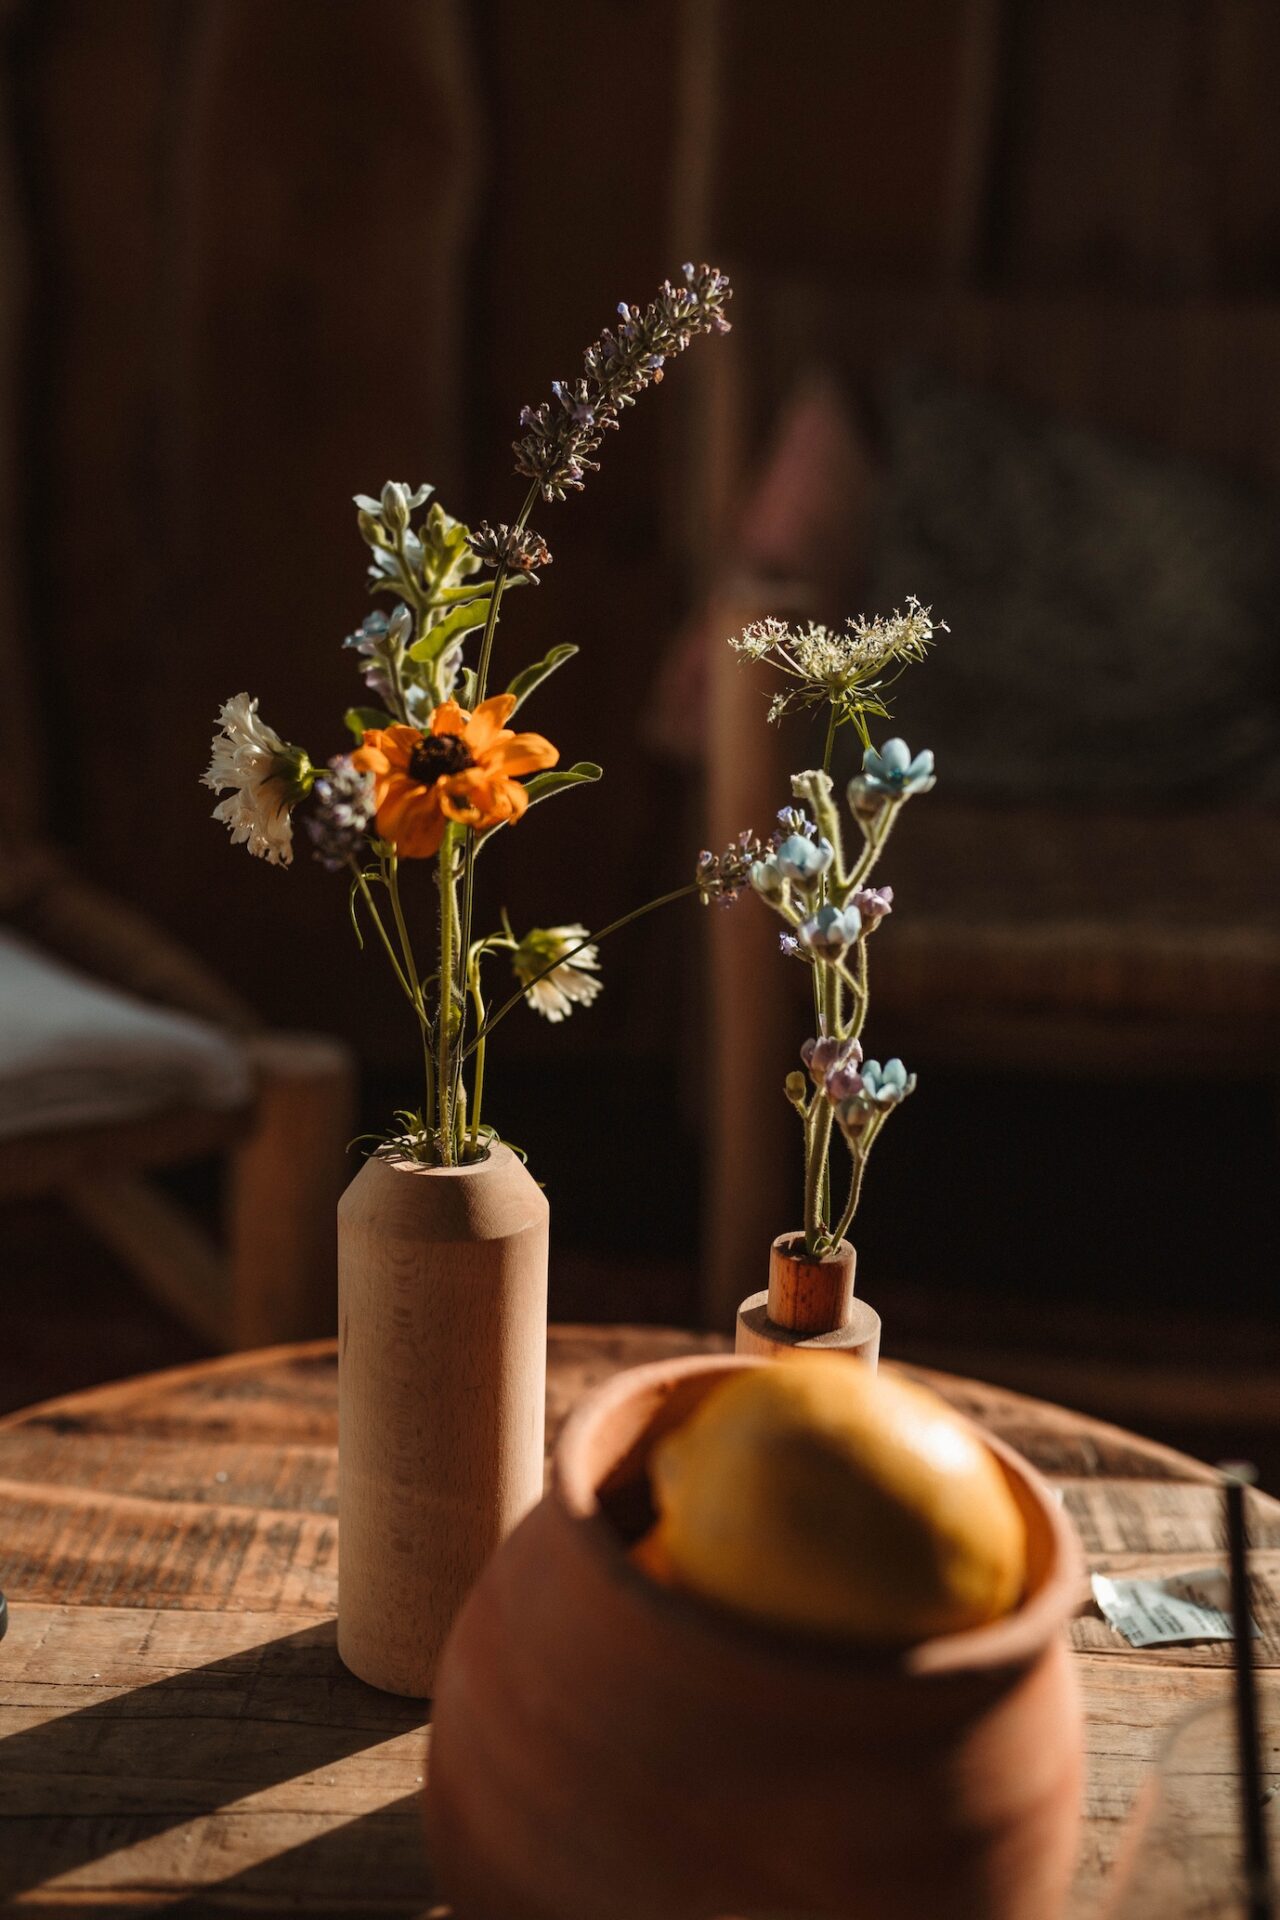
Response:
473,761,603,852
522,761,602,806
344,705,393,739
456,667,478,709
506,643,578,714
407,599,489,663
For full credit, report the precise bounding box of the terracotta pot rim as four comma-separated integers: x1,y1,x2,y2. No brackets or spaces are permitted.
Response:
771,1229,854,1266
553,1352,1085,1679
370,1141,502,1178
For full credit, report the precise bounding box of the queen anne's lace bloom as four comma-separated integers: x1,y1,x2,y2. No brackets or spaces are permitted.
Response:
731,598,944,731
203,694,307,867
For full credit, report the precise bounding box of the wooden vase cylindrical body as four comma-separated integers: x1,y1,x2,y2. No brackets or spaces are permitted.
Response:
337,1143,547,1698
426,1355,1084,1920
736,1230,881,1363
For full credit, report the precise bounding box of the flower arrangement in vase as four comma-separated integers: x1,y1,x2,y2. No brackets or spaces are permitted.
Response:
696,600,944,1361
202,264,731,1695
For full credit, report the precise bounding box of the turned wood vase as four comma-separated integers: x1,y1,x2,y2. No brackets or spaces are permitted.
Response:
425,1353,1084,1920
337,1143,548,1698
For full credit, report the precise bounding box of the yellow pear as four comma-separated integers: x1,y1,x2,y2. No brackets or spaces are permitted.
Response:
644,1358,1026,1645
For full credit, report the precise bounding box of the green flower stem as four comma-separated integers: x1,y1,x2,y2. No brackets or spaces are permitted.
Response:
452,480,541,1132
467,954,488,1158
351,867,413,1002
804,957,842,1254
822,704,838,779
436,830,459,1164
849,796,902,889
832,1115,884,1246
461,883,698,1063
850,936,870,1040
381,856,436,1133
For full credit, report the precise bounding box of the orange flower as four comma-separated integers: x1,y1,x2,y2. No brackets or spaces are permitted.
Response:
353,696,558,859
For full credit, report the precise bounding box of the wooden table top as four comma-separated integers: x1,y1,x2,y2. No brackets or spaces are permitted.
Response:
0,1327,1276,1917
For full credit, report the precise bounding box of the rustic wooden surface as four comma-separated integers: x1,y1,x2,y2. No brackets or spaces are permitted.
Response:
0,1328,1276,1916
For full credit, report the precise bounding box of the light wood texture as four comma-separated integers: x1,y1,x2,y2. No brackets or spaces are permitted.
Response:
0,1329,1276,1915
336,1146,548,1698
766,1230,856,1332
736,1287,882,1364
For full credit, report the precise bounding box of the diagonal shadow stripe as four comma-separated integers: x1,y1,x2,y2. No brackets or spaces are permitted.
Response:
0,1619,428,1903
160,1794,438,1919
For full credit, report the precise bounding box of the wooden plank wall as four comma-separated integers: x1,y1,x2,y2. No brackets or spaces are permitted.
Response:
1,0,1277,1109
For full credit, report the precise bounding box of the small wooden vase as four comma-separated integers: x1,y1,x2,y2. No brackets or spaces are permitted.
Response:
426,1354,1085,1920
337,1143,548,1698
736,1230,881,1364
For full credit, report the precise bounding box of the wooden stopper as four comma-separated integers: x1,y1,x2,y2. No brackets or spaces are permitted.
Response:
337,1143,548,1698
736,1289,881,1366
766,1232,855,1334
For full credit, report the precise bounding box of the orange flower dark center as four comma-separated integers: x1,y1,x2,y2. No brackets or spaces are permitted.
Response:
409,733,474,784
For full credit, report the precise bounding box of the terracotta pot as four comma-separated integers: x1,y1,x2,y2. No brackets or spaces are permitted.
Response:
736,1231,882,1363
425,1353,1084,1920
337,1143,547,1698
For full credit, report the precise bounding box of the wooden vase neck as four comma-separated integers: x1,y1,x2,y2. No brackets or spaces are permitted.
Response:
767,1232,856,1335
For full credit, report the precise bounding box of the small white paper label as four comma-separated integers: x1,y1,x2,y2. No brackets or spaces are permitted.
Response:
1091,1566,1260,1648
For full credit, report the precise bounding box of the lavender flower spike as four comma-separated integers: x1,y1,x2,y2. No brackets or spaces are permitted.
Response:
306,756,376,871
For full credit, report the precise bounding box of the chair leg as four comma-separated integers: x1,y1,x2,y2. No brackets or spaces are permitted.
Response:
226,1033,356,1349
69,1175,231,1347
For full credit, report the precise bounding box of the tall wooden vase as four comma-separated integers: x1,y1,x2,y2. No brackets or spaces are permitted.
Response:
337,1143,548,1698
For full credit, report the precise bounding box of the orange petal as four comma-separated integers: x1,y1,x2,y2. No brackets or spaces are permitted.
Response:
480,730,558,778
377,777,446,857
463,694,518,754
430,700,468,739
352,742,391,779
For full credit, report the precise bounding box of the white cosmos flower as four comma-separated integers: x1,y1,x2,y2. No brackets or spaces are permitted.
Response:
203,693,304,867
512,923,603,1024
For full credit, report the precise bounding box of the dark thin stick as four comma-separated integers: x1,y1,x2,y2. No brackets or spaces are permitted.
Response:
1221,1462,1272,1920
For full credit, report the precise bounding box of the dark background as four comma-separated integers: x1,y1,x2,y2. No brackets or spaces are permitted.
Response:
2,0,1278,1472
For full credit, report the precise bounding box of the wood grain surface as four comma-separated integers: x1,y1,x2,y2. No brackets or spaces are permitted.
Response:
0,1328,1276,1916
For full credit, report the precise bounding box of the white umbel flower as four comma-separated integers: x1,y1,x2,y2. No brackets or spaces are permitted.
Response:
203,693,303,867
512,923,603,1023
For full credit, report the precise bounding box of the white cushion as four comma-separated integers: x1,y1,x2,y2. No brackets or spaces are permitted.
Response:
0,930,252,1140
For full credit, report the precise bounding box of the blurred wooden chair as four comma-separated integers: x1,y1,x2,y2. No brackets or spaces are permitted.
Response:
681,287,1280,1332
0,832,355,1350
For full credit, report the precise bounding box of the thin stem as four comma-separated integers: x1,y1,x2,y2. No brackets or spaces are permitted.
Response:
822,703,838,778
461,884,697,1061
849,797,903,889
436,832,458,1164
351,867,413,1001
452,480,541,1128
385,855,436,1131
467,959,488,1158
832,1117,883,1245
805,959,841,1253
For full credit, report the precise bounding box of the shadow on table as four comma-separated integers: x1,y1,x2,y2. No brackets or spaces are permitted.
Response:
161,1794,438,1918
0,1620,433,1908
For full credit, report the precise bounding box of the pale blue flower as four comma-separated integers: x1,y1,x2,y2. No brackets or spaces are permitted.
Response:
750,856,785,901
849,737,936,807
836,1057,916,1136
861,1057,916,1106
798,902,862,957
774,833,834,888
